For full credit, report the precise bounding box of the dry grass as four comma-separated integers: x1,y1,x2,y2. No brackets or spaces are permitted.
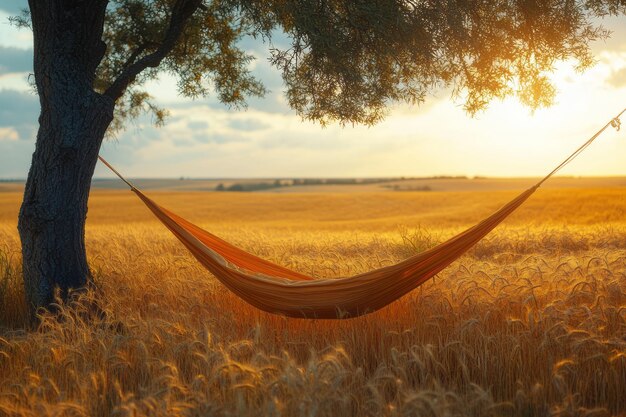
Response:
0,187,625,417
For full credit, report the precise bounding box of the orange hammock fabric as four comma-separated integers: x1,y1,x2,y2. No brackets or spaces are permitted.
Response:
132,186,536,318
98,108,624,319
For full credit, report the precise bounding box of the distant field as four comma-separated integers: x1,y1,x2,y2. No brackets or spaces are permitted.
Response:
2,176,626,193
0,186,625,416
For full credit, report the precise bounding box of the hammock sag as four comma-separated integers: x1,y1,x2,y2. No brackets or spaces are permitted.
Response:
98,108,625,318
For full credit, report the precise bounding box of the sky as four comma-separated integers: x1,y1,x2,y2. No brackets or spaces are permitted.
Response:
1,3,626,179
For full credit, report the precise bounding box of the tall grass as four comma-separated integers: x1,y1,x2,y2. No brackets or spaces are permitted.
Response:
0,245,26,329
0,188,625,417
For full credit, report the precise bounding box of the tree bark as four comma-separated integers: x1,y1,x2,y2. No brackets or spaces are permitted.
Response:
18,0,113,314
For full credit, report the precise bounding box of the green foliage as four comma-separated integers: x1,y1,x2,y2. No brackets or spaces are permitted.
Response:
264,0,619,123
99,0,268,133
12,0,626,128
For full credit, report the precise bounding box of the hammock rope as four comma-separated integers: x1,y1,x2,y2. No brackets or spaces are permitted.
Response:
98,108,624,319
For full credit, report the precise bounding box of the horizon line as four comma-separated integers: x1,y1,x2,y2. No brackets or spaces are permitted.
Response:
1,174,626,182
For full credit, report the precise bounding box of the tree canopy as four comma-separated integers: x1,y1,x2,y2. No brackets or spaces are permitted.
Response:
14,0,615,130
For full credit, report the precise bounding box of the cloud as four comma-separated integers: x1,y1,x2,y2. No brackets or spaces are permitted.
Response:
0,88,38,140
228,117,270,131
187,120,209,130
177,133,236,146
607,66,626,88
0,127,18,141
3,9,625,180
0,46,32,75
0,135,34,178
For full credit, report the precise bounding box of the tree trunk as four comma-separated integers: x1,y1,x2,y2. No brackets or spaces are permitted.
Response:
18,0,112,314
18,96,113,312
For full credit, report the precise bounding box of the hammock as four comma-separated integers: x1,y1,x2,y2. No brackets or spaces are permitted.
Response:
98,109,624,319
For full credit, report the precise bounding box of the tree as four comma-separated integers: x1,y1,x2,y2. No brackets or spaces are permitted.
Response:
14,0,626,315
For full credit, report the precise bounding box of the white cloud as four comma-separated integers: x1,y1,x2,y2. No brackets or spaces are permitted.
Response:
98,68,626,180
0,127,18,141
607,67,626,88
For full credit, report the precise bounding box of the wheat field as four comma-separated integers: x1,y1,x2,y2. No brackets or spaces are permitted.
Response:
0,186,625,417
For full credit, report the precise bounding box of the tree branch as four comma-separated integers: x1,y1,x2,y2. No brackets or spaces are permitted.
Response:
121,44,148,70
104,0,202,101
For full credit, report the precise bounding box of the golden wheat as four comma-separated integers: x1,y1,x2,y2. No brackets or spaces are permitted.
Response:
0,188,625,417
